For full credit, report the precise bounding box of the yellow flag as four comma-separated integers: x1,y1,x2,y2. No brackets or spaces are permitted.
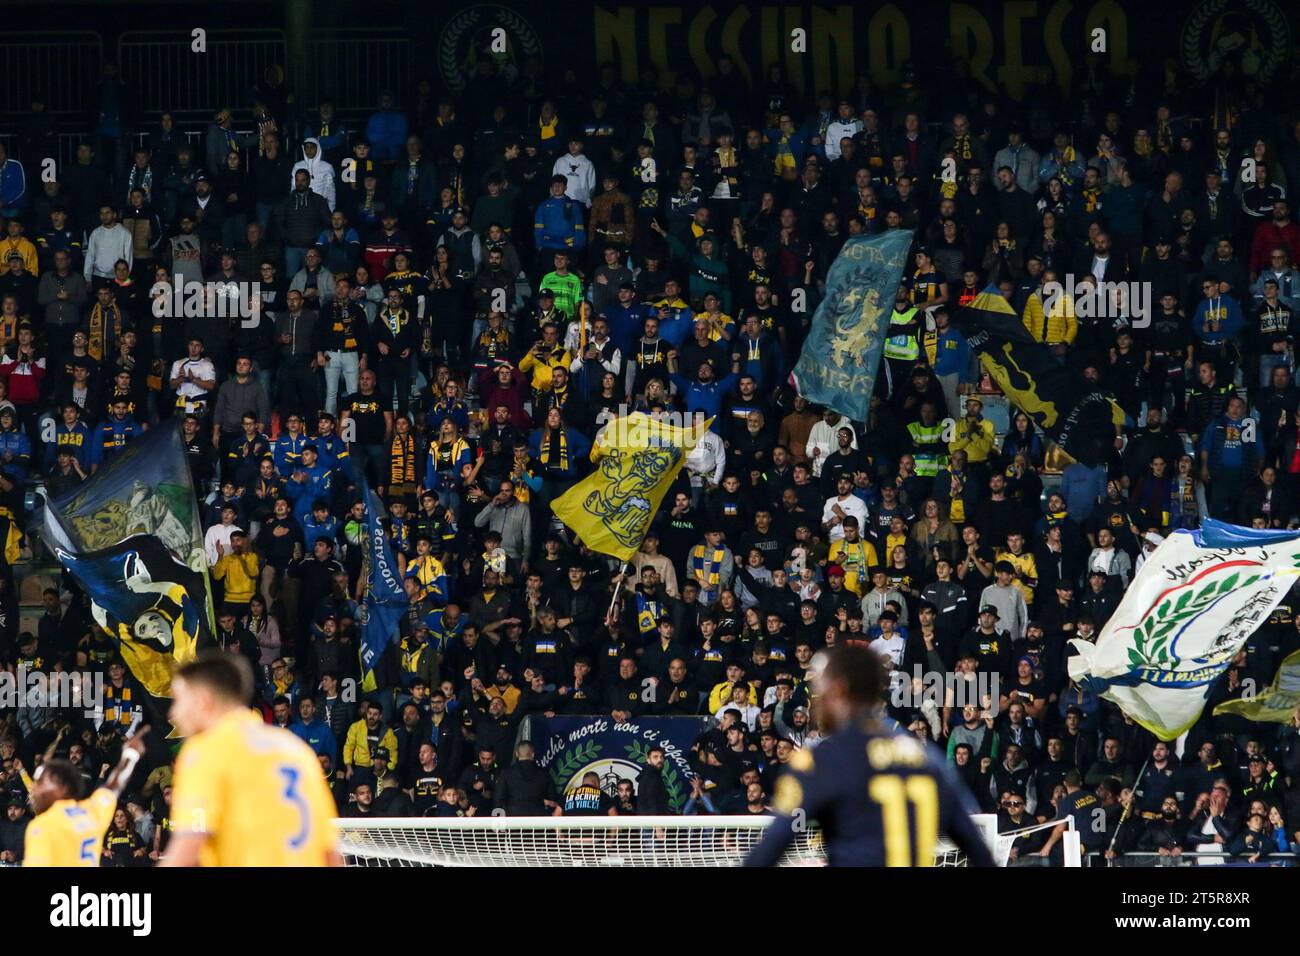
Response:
553,413,709,561
1213,649,1300,724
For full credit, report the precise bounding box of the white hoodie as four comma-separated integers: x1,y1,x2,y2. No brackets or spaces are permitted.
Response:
553,151,596,207
291,137,336,212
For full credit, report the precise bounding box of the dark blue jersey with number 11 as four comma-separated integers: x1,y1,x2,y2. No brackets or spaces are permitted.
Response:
745,722,995,867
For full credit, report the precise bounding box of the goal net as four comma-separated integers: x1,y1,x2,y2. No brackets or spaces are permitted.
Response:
335,813,1074,867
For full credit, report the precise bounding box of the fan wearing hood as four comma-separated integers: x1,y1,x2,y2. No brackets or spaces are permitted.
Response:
291,138,336,212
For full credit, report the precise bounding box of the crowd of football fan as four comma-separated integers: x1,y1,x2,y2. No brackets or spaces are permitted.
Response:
1,54,1300,864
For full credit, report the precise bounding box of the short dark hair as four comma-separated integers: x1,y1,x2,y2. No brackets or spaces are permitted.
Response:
820,643,886,707
176,651,254,705
37,758,84,799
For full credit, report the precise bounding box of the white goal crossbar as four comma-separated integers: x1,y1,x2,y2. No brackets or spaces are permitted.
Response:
334,813,1075,867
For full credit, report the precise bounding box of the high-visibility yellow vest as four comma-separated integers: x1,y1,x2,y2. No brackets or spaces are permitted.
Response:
884,307,919,360
907,420,947,476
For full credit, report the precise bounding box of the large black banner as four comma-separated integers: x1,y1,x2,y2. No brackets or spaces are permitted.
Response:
426,0,1293,104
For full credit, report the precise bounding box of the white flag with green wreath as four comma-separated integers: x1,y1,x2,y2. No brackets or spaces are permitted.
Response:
1068,519,1300,740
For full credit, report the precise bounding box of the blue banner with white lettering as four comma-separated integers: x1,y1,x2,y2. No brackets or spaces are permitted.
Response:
351,461,407,691
527,715,708,812
792,228,914,422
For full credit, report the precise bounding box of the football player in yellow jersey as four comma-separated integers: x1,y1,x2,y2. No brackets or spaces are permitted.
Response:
23,727,149,867
163,653,341,867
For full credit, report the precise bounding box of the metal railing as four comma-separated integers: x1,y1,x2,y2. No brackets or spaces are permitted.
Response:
0,32,104,116
304,28,411,113
118,29,288,119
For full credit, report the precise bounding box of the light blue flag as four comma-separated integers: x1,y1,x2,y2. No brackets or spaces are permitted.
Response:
791,228,914,421
348,461,408,690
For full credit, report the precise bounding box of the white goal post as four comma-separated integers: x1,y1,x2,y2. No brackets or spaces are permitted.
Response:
335,813,1076,867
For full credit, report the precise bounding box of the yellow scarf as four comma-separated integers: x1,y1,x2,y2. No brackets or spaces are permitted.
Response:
88,303,122,361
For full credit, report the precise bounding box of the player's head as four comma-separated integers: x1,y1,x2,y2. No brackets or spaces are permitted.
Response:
29,758,84,814
171,652,256,736
811,644,887,733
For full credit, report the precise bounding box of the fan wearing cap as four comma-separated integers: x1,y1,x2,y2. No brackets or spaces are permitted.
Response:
978,560,1028,643
1078,568,1121,629
959,603,1012,677
950,395,995,466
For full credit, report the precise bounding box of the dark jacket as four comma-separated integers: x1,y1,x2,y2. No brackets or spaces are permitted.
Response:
495,758,558,816
637,763,672,814
274,187,332,248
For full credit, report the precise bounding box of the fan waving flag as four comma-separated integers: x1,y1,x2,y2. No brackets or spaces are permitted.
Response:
1213,649,1300,724
790,228,914,423
56,535,208,698
43,421,214,704
553,413,708,561
350,460,408,692
962,285,1125,466
1068,520,1300,740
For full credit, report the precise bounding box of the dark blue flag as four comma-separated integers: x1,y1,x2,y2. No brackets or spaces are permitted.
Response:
792,228,914,421
349,461,407,691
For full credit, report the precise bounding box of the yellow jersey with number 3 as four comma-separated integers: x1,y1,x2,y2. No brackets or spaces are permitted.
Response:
23,788,118,867
170,709,337,866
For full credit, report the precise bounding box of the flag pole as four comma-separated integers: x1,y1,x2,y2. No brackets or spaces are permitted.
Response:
1108,755,1152,860
607,561,631,620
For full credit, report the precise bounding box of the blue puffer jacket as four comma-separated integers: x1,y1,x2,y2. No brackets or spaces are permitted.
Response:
0,159,26,213
365,109,409,162
0,426,32,481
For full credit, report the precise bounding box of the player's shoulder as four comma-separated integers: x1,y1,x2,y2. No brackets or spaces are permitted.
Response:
82,787,118,814
250,718,329,768
813,722,934,773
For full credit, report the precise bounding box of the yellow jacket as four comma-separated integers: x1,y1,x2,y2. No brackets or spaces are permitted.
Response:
827,538,879,596
708,679,758,714
486,683,522,714
949,416,996,462
212,551,260,604
995,548,1038,605
343,719,399,769
1022,292,1077,345
518,345,573,392
0,237,37,277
